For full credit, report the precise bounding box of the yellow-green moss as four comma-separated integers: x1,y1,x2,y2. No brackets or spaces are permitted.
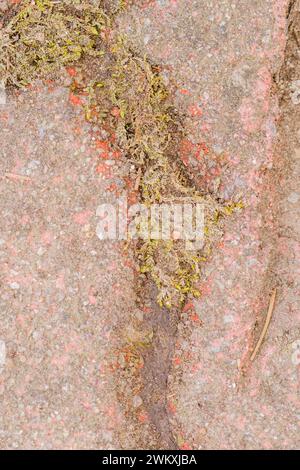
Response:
0,0,241,309
99,37,231,308
0,0,108,87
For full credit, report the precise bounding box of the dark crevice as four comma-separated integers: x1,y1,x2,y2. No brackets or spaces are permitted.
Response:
138,283,179,449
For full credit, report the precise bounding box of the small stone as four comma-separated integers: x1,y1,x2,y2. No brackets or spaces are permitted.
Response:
213,145,224,156
132,395,143,408
0,80,6,105
134,310,144,322
287,192,300,204
37,247,45,256
28,160,40,169
291,80,300,105
9,282,20,290
144,34,151,45
181,340,189,350
32,331,39,340
0,340,6,372
223,314,234,324
231,64,250,90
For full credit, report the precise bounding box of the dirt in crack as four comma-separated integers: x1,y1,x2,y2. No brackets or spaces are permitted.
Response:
268,0,300,274
140,284,179,449
115,279,179,449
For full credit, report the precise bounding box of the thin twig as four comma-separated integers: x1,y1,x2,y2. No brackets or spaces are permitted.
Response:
250,288,277,362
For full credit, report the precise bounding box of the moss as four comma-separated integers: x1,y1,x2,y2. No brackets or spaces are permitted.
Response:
98,37,232,308
0,0,241,309
0,0,108,87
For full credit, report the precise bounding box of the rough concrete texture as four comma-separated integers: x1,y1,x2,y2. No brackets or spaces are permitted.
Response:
0,0,299,450
120,0,300,449
0,80,174,450
0,84,146,449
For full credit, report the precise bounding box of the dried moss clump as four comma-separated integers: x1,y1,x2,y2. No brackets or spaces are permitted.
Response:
97,38,236,308
0,0,108,87
0,1,240,309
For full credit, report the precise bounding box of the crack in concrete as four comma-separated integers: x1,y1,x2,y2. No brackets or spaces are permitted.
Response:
139,285,179,449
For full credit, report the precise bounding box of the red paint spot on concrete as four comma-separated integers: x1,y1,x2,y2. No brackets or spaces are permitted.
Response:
96,163,112,178
168,400,177,414
138,411,149,423
111,107,121,118
188,104,203,117
180,442,192,450
190,312,200,323
182,301,194,312
173,357,181,365
179,88,190,95
95,140,110,152
66,67,77,77
88,287,97,305
69,93,83,106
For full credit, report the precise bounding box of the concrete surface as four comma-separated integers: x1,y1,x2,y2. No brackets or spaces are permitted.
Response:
120,0,300,449
0,84,137,449
0,0,299,450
